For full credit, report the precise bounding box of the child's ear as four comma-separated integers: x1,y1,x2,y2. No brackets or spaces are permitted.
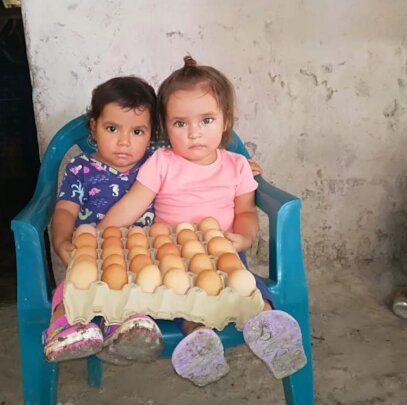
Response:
90,119,96,139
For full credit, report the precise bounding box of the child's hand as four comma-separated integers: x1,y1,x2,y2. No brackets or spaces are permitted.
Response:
247,159,263,176
54,239,75,267
224,231,253,252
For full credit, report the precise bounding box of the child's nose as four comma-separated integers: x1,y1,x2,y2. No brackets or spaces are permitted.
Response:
188,123,201,139
117,131,131,145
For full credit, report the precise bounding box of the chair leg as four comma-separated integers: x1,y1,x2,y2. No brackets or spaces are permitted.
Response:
87,355,102,387
19,320,58,405
282,310,314,405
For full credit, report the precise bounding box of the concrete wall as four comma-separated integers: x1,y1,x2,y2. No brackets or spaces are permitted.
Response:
21,0,407,271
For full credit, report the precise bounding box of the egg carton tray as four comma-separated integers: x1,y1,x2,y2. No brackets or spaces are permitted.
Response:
64,272,264,330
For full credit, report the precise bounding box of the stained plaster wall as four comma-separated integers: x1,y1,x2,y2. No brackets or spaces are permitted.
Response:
21,0,407,272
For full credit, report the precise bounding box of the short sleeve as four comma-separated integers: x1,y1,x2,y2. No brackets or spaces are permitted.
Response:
58,157,86,205
235,156,258,196
137,149,164,193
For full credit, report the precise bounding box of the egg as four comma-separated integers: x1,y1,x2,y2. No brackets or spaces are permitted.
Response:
127,226,146,237
126,233,149,250
102,254,126,271
101,245,124,261
216,252,244,274
72,246,98,260
101,263,128,290
74,224,97,238
198,217,221,233
153,235,173,249
176,229,198,245
129,254,153,274
175,222,195,234
188,253,214,274
136,264,162,293
203,229,224,242
181,240,205,259
226,269,256,296
102,226,122,239
73,233,98,249
128,246,150,261
149,222,171,237
195,269,223,296
101,236,123,250
68,259,98,289
207,236,235,256
71,254,97,267
156,243,180,261
158,254,185,275
163,268,190,294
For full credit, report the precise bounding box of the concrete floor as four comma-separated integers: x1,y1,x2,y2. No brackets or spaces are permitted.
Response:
1,262,406,405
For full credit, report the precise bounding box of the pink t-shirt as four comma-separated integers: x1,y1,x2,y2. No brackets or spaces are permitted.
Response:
137,148,258,231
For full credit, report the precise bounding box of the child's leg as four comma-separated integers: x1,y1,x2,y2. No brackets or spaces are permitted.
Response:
97,314,163,364
44,282,103,362
171,320,230,387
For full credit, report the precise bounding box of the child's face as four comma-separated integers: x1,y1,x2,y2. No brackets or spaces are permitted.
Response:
90,102,151,172
165,86,225,165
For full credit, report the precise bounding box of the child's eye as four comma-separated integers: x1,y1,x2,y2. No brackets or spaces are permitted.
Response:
106,126,117,133
202,117,214,125
174,120,186,128
132,129,144,136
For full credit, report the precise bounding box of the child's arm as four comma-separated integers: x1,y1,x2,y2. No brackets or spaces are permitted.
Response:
51,200,80,266
98,181,156,230
224,191,259,252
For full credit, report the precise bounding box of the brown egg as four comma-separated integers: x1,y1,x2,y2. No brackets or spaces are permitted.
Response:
158,254,185,275
226,269,256,296
102,226,122,239
129,254,153,274
207,236,235,257
71,254,97,267
163,268,190,294
128,246,150,261
198,217,221,233
101,263,128,290
74,224,97,238
73,233,98,249
101,245,124,260
181,240,205,259
216,252,244,274
72,246,98,260
68,259,98,289
175,222,195,234
153,235,173,249
149,222,171,237
188,253,214,275
126,233,149,250
127,226,146,237
203,229,224,242
195,269,223,296
176,229,198,245
136,264,162,293
101,236,123,250
156,243,180,261
102,254,126,271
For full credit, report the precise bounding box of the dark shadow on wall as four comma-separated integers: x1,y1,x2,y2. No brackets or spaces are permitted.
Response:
0,4,40,303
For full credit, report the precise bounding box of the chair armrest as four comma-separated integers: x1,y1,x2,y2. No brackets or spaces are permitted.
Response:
11,171,58,313
255,176,308,307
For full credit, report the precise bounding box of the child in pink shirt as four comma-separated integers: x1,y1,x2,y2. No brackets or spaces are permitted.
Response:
99,56,306,386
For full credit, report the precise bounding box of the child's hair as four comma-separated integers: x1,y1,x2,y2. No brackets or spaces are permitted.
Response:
157,56,235,147
86,76,158,141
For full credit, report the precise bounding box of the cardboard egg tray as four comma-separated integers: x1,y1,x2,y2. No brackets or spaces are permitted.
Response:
63,226,264,330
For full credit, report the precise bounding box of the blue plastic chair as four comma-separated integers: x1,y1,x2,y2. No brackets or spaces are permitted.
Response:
11,115,314,405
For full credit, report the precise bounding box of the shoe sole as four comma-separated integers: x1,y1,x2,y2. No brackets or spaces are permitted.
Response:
243,310,307,379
